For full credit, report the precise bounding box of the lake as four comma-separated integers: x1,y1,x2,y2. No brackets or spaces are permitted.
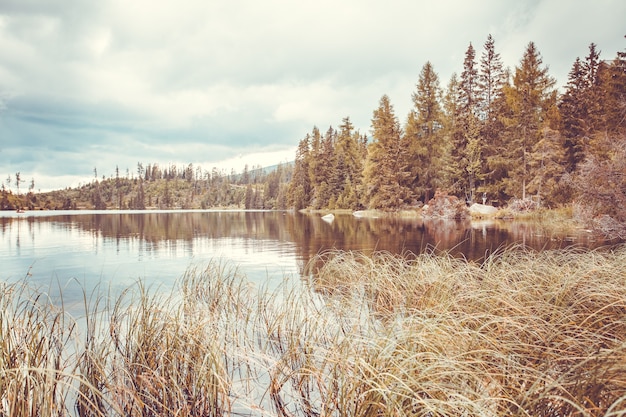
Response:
1,209,606,307
0,209,618,415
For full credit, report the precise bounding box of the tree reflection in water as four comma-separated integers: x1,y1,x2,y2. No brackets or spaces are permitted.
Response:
1,210,608,285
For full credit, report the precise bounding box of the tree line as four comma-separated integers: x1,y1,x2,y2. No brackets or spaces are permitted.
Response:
287,35,626,224
2,163,292,211
3,35,625,234
1,172,36,210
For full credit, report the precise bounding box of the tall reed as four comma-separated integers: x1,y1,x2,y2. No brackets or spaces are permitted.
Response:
304,245,626,416
1,246,625,416
1,281,79,416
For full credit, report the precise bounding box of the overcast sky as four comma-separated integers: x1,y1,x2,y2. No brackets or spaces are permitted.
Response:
1,0,624,191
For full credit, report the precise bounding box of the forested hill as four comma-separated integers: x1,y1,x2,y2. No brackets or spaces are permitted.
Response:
3,163,293,211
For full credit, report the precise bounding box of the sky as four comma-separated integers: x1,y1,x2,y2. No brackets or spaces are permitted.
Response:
1,0,624,191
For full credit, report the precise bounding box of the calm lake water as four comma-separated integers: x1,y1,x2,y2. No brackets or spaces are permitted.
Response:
1,209,607,308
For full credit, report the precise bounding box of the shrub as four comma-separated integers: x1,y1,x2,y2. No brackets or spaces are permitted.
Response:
568,134,626,239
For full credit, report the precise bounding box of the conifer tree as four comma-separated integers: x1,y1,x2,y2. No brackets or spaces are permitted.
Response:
478,35,507,200
560,43,607,172
412,62,444,137
136,179,146,209
528,127,567,206
307,126,323,201
583,43,604,133
14,172,22,196
263,165,283,209
403,62,444,202
364,95,406,209
560,57,588,172
501,42,556,200
288,136,312,210
454,43,484,202
244,184,254,209
602,42,626,134
478,35,507,127
312,126,337,209
439,73,461,192
334,117,364,209
459,43,480,117
162,179,172,209
463,115,485,203
253,184,264,209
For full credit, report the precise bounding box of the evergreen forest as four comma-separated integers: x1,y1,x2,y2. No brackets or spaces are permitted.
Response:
3,36,626,234
286,37,626,234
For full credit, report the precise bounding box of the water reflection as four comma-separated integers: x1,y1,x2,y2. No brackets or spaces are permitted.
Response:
1,210,608,292
289,213,604,266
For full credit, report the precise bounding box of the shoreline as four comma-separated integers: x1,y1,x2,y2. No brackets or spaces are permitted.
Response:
3,205,620,241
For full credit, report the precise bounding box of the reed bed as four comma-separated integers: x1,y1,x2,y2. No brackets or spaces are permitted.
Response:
307,245,626,416
1,245,625,416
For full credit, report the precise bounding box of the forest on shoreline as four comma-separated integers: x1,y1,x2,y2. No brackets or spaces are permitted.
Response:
3,35,625,237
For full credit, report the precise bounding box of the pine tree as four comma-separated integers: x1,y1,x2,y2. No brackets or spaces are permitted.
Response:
253,184,264,209
459,43,480,117
478,35,506,127
14,172,22,196
244,184,254,209
560,43,607,172
581,43,626,161
312,126,337,209
288,136,312,210
478,35,507,201
404,62,445,202
528,127,567,206
307,126,323,203
263,166,282,209
136,179,146,209
162,179,172,209
602,41,626,134
338,177,358,209
501,42,556,200
412,62,443,137
364,95,407,209
91,180,106,210
334,117,364,209
560,57,588,171
454,43,484,202
463,115,484,204
584,44,604,131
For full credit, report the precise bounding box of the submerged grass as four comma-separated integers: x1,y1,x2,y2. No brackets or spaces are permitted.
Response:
2,245,626,416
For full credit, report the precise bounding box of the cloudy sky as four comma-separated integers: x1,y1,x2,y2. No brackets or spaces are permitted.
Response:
1,0,624,191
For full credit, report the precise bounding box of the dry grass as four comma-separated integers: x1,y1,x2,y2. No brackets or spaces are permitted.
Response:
307,245,626,416
0,281,79,416
2,246,626,416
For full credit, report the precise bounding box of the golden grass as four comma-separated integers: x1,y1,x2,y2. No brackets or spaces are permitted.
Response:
307,245,626,416
2,246,626,416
